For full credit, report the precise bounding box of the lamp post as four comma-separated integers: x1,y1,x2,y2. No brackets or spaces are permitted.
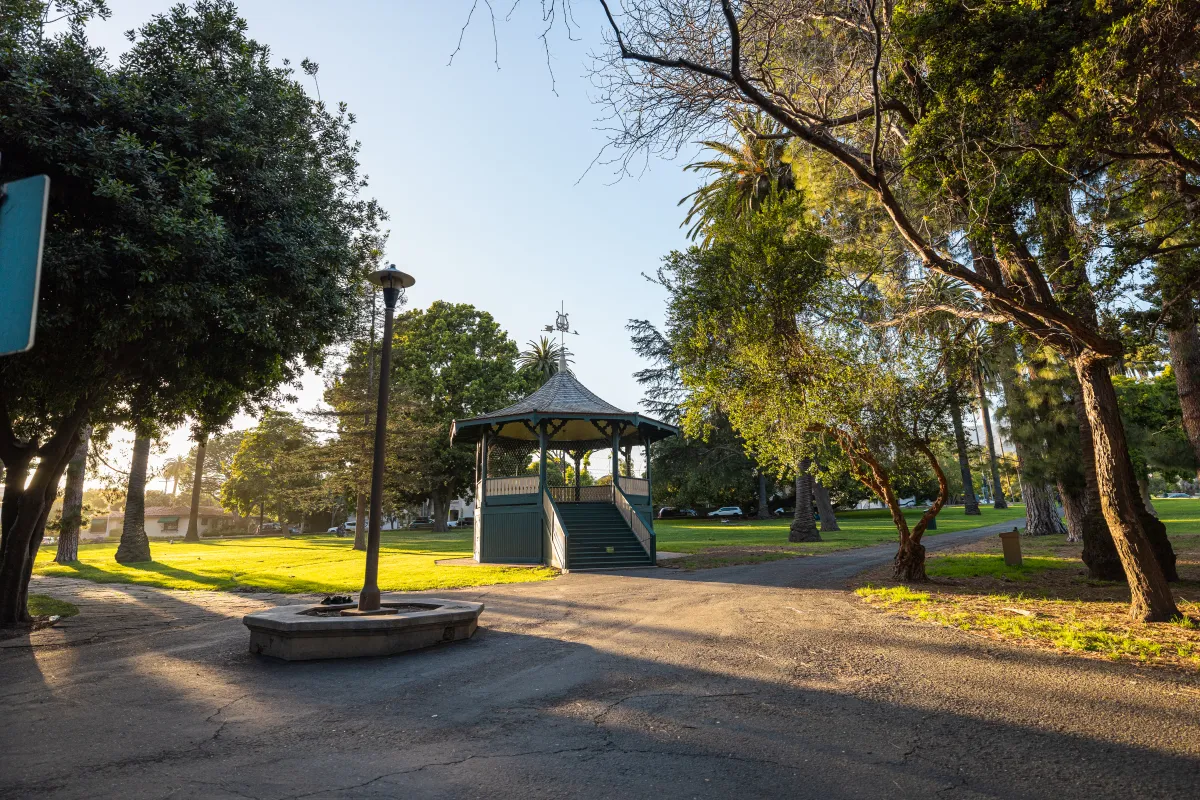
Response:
355,263,415,613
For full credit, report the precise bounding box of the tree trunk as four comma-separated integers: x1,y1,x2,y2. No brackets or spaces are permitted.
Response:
1070,384,1128,580
1023,481,1067,537
894,535,927,582
1164,295,1200,475
1058,480,1086,543
431,490,451,533
757,472,770,519
116,434,153,563
0,413,87,626
1068,378,1177,581
948,381,981,514
973,364,1007,509
1139,478,1158,518
788,461,819,542
1074,355,1178,621
55,425,91,563
813,477,840,531
352,487,367,551
184,435,206,542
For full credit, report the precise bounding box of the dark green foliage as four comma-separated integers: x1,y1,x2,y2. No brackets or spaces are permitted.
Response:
0,1,381,624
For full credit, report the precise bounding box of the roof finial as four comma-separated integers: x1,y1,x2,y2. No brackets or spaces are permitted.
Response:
542,301,578,376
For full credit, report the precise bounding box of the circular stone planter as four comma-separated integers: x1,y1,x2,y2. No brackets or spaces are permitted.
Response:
243,596,483,661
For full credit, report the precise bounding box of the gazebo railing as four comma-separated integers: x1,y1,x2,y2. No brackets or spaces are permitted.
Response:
542,489,569,570
547,485,613,504
617,476,649,497
486,476,539,496
614,484,655,562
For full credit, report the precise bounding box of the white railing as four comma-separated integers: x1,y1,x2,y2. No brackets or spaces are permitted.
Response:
486,476,539,496
614,484,655,562
542,489,569,570
617,476,650,496
548,485,613,504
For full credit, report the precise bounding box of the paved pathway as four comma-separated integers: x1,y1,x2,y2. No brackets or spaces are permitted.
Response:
2,522,1198,799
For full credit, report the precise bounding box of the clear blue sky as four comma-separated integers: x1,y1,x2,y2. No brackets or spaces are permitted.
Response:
85,1,702,474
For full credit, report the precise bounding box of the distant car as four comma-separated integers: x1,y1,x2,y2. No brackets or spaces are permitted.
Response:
259,522,282,534
658,507,699,519
408,516,433,529
447,519,459,528
708,506,744,519
1165,492,1192,499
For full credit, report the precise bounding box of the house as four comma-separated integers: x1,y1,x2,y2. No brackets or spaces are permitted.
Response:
89,506,249,541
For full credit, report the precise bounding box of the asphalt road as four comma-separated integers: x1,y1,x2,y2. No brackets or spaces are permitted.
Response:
2,521,1198,799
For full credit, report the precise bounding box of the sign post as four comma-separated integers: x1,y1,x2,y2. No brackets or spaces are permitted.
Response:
0,174,50,356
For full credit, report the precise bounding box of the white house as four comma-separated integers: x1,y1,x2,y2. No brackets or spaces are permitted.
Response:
90,506,249,541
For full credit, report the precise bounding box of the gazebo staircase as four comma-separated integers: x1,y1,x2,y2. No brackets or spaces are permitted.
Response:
559,503,654,570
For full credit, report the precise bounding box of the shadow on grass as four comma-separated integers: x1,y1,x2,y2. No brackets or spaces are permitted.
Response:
37,559,344,595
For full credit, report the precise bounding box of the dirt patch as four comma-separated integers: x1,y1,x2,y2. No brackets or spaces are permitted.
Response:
853,532,1200,672
658,546,805,570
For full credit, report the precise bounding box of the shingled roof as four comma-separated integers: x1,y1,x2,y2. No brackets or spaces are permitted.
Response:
451,369,678,445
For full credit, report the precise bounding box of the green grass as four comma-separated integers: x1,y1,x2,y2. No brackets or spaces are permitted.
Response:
925,554,1077,580
655,505,1028,556
28,594,79,618
859,586,1192,663
34,530,556,594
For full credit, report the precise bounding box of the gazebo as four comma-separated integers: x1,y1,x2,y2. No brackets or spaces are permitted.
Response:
451,365,678,570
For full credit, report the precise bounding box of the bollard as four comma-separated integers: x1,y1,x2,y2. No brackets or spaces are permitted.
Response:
999,527,1022,567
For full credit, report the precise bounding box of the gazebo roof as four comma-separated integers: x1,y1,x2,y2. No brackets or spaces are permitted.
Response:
451,369,679,445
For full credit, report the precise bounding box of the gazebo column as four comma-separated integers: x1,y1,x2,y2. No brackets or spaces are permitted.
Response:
644,434,652,503
611,425,620,499
538,420,548,497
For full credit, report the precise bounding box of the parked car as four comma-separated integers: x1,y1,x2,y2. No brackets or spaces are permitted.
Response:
408,516,433,529
259,522,282,534
1165,492,1193,499
707,506,744,519
657,507,698,519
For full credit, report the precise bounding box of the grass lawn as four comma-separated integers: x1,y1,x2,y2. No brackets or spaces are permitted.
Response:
655,504,1028,568
854,498,1200,671
34,529,556,594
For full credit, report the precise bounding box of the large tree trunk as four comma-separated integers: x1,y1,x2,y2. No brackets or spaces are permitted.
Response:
115,434,153,564
1059,480,1085,543
55,425,91,563
973,364,1007,509
0,411,87,626
1071,385,1129,580
184,435,206,542
1024,481,1067,537
788,461,819,542
1164,288,1200,475
757,472,770,520
948,381,981,515
813,477,840,532
1074,356,1178,621
1069,379,1177,581
431,490,451,533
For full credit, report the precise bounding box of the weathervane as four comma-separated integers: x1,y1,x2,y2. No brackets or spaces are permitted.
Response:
542,302,579,371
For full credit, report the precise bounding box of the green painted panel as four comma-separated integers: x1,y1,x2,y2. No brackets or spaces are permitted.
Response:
485,493,538,507
480,507,543,563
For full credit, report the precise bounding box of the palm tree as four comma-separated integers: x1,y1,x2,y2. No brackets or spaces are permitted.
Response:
518,336,571,385
900,273,982,515
679,112,795,243
161,455,190,498
963,325,1008,509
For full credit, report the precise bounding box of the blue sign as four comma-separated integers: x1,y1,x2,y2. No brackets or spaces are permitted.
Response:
0,174,49,356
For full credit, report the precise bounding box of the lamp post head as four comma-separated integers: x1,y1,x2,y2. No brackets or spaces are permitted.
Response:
369,263,415,309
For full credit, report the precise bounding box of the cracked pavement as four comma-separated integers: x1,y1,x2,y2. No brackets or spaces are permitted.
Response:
2,521,1198,799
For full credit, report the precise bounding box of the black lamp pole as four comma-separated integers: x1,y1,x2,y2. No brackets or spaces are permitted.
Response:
357,264,414,613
